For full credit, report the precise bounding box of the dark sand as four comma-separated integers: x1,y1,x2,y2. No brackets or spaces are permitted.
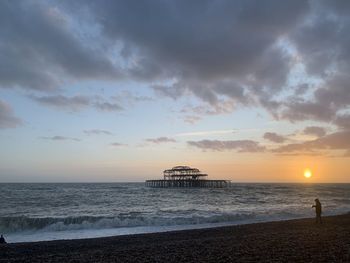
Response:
1,214,349,262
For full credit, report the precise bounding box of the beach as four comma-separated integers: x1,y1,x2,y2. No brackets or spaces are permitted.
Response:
1,214,349,262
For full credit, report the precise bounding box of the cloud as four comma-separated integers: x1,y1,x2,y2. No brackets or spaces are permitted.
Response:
31,95,90,111
272,131,350,156
60,0,307,110
84,129,113,136
263,132,287,143
303,126,327,137
188,140,265,152
31,95,123,112
152,84,185,100
0,1,121,91
279,100,334,123
39,136,80,141
181,100,235,115
179,99,236,123
79,0,350,127
0,100,22,129
183,115,202,124
146,137,176,144
334,114,350,130
93,102,123,112
110,142,127,147
276,4,350,126
2,0,350,129
87,0,306,84
112,91,154,105
176,129,236,137
277,76,350,126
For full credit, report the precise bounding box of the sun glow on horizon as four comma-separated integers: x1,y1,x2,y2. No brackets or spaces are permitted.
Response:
304,169,312,179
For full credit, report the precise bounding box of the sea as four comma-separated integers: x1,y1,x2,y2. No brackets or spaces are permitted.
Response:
0,183,349,243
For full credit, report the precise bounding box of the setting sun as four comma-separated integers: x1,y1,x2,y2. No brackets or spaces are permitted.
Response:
304,169,312,178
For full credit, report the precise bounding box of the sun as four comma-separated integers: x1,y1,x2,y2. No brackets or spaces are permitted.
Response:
304,169,312,178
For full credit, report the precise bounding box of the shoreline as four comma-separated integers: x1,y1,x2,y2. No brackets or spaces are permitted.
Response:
4,214,317,244
5,211,347,244
1,214,349,262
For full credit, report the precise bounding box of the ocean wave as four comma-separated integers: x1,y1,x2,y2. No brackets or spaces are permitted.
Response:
331,198,350,204
0,213,262,234
1,210,349,236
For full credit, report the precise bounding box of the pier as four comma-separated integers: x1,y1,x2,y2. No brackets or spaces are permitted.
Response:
145,179,228,188
145,166,229,188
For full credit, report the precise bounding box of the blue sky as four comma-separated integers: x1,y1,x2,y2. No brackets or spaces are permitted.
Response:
1,0,350,182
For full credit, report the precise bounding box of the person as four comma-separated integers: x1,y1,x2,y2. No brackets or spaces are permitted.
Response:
312,198,322,224
0,234,6,244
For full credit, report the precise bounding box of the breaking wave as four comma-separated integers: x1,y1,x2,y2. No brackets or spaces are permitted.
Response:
0,213,267,234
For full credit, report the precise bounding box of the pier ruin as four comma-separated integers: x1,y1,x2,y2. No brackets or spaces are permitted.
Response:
145,166,229,188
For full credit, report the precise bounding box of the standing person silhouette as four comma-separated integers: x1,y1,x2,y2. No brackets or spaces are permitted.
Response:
312,199,322,224
0,234,6,244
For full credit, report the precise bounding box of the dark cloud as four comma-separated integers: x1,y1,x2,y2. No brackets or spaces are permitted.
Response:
84,129,113,136
294,83,309,96
315,75,350,109
263,132,287,143
334,114,350,130
60,0,308,109
78,0,350,127
303,126,327,137
2,0,350,129
0,100,22,129
279,74,350,126
0,1,120,91
280,100,334,123
90,0,306,80
146,137,176,144
188,140,265,152
278,76,350,126
39,136,80,141
272,131,350,156
278,3,350,126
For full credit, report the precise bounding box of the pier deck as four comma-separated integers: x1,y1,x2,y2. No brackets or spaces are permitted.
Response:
145,179,228,188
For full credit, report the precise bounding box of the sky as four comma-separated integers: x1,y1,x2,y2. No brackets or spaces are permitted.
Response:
0,0,350,182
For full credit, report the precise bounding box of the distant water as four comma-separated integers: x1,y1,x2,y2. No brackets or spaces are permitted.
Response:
0,183,349,243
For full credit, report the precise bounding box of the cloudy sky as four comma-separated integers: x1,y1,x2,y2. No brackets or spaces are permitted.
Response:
1,0,349,182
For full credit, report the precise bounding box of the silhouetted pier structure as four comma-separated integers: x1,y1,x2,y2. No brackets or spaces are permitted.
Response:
145,166,229,188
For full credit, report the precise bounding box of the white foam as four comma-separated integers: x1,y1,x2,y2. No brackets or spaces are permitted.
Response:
6,222,237,243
